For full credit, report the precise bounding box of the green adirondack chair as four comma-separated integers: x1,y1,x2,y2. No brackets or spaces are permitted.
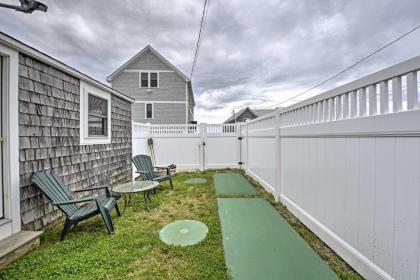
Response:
32,171,121,241
132,154,173,188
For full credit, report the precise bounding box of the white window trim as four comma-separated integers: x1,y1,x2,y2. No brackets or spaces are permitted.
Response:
134,100,186,104
144,103,154,119
0,43,21,239
139,72,159,89
80,81,112,145
125,69,174,73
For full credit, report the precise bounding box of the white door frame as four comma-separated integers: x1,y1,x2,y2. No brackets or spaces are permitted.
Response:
0,43,21,240
0,56,3,219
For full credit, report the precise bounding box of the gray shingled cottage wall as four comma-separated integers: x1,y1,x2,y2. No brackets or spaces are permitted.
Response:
17,53,132,231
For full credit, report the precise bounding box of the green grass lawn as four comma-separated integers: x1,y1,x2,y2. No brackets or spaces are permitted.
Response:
0,169,362,280
0,171,228,280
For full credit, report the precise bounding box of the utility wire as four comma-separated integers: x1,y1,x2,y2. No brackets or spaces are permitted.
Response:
190,0,210,79
262,22,420,109
190,0,209,79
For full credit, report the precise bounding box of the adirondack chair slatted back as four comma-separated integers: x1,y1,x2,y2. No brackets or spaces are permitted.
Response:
32,171,80,217
132,155,155,180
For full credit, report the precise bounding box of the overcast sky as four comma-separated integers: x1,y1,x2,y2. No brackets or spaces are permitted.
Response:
1,0,420,122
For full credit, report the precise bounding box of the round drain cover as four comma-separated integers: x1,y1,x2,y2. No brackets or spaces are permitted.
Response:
184,178,207,184
159,220,208,246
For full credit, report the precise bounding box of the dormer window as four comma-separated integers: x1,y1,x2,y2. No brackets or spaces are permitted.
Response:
140,72,159,88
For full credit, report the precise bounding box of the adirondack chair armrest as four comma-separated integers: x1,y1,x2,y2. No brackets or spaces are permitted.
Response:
155,166,170,170
74,186,112,197
155,166,171,175
52,196,97,206
74,186,110,192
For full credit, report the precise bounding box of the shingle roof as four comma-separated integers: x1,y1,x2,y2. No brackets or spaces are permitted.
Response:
0,32,135,103
252,109,276,117
106,45,190,82
223,107,276,123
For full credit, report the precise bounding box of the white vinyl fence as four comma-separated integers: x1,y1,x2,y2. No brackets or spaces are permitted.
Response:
133,123,241,170
132,55,420,280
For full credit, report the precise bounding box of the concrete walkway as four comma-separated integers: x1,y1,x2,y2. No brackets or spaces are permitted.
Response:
214,174,339,280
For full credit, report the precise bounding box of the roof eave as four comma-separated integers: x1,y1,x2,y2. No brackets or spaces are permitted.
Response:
0,32,135,103
188,81,195,106
107,45,191,83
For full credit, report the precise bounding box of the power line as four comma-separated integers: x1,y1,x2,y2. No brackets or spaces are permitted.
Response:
263,22,420,109
190,0,210,79
190,0,209,79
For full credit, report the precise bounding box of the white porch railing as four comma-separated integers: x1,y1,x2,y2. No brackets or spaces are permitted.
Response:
132,55,420,280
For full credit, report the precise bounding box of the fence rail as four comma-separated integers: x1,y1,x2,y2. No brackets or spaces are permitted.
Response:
149,124,200,135
132,55,420,280
280,56,420,128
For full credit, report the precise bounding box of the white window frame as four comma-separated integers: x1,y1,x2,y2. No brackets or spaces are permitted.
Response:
139,72,159,88
80,81,112,145
145,103,154,119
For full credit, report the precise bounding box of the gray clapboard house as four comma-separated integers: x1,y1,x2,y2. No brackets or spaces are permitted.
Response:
107,46,195,124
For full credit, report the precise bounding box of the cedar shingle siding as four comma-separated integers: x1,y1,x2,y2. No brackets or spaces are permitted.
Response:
18,54,132,231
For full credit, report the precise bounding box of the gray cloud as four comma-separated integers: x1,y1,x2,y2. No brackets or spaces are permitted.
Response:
1,0,420,122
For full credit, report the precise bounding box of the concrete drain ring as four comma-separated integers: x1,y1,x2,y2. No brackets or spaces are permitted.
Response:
184,178,208,184
159,220,208,246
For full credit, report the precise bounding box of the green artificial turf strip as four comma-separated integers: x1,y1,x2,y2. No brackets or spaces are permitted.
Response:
213,173,257,196
0,172,228,280
217,198,339,280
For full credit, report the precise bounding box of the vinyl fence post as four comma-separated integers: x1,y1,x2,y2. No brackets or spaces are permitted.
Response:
236,123,242,169
132,121,135,182
200,123,207,171
274,109,282,202
245,120,249,174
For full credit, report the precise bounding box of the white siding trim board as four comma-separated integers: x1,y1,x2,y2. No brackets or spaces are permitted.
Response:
124,69,174,73
134,101,187,104
0,43,21,240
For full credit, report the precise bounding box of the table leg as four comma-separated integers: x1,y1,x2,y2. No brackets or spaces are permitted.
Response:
143,192,149,211
121,193,128,213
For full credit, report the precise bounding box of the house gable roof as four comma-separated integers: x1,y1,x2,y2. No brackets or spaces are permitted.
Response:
106,45,190,82
252,109,277,117
224,107,255,123
223,107,276,123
